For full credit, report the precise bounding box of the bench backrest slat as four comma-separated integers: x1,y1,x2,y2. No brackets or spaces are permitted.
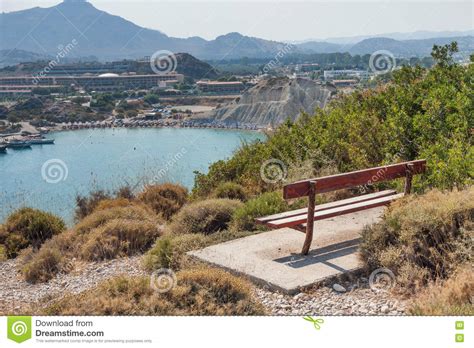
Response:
283,159,426,199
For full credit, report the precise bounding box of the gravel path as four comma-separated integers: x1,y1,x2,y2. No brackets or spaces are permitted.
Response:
255,279,408,316
0,257,146,315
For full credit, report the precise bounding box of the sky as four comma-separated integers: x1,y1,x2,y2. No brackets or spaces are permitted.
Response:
0,0,472,41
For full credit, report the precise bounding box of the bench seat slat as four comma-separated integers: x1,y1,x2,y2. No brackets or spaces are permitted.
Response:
256,189,397,224
267,193,405,229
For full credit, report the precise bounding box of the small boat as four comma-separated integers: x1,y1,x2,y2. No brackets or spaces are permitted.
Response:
28,138,55,145
26,134,55,145
6,139,32,149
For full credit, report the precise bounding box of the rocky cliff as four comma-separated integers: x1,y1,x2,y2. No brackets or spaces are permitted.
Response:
209,77,333,127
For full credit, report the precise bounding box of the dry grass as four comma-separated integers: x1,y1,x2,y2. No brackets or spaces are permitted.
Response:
168,199,243,235
40,268,265,315
74,204,159,235
93,198,134,212
409,265,474,315
360,187,474,292
80,219,161,261
0,208,65,258
20,205,162,282
138,183,188,220
20,247,65,283
212,182,248,201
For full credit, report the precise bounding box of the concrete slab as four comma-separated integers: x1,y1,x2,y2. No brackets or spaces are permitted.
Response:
188,206,385,294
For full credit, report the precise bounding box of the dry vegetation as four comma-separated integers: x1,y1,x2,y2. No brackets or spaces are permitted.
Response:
168,198,243,235
0,208,65,258
39,268,265,315
138,183,188,220
360,188,473,291
409,266,473,315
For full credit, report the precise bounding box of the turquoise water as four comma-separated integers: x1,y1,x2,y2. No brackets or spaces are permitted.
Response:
0,128,265,224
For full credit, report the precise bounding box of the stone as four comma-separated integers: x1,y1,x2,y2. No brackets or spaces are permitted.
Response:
333,283,347,293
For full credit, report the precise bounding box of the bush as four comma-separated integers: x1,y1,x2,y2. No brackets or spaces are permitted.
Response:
19,205,162,282
80,219,162,261
41,269,265,315
74,185,136,221
143,234,208,271
231,191,288,231
139,183,188,220
94,198,133,212
409,266,474,315
21,247,64,283
19,230,80,283
74,205,158,235
75,190,111,221
0,208,65,258
212,182,247,201
360,188,474,291
169,199,243,235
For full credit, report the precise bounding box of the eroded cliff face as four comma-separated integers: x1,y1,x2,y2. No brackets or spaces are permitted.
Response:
210,77,333,127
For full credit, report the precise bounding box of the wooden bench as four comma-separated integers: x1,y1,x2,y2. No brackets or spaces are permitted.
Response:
256,159,426,255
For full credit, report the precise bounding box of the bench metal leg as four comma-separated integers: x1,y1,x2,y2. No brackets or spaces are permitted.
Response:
302,180,316,255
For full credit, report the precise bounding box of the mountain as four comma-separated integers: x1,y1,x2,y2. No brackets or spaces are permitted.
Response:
207,77,333,127
301,30,474,45
348,36,474,56
0,0,472,62
0,0,284,61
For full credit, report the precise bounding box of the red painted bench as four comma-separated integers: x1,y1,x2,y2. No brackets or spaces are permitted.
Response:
256,159,426,255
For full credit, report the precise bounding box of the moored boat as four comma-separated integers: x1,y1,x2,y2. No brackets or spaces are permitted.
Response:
28,138,55,145
6,139,32,149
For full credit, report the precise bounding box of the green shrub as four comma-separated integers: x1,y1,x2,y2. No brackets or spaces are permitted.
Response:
360,188,474,291
80,219,162,261
41,269,265,315
212,182,247,201
139,183,188,220
0,208,65,258
231,191,288,231
143,234,208,271
169,199,243,235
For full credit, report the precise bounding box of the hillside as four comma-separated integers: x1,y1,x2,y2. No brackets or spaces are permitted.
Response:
0,52,219,80
208,77,333,127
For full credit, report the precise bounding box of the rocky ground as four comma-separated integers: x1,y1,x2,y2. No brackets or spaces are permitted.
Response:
255,279,408,316
0,257,407,316
0,256,146,315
